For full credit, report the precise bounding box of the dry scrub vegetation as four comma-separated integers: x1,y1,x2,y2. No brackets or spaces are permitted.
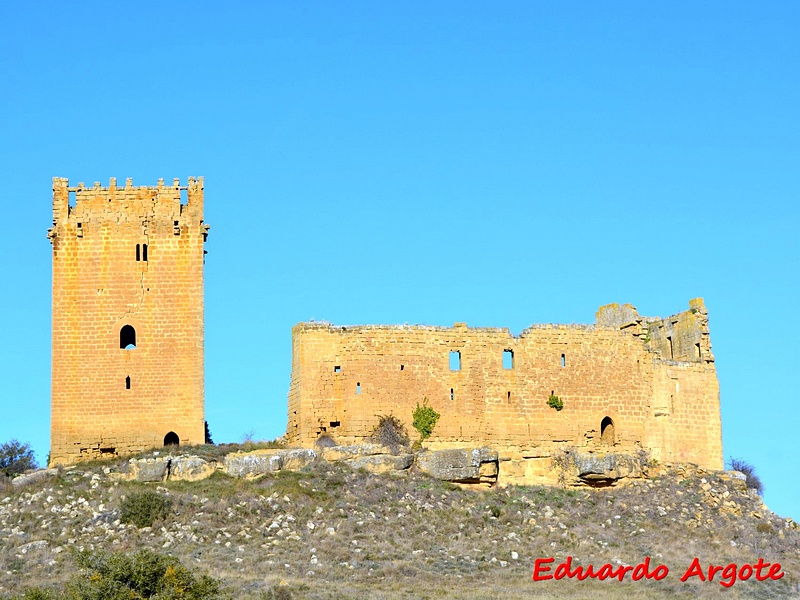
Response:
1,453,799,599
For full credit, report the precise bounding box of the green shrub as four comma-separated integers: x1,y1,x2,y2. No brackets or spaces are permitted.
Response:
73,548,219,599
119,490,172,528
547,393,563,411
370,414,410,454
204,420,214,445
8,549,219,600
412,398,441,443
0,439,37,478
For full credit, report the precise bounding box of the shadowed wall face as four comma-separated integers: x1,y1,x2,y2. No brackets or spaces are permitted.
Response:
49,177,209,465
287,301,722,473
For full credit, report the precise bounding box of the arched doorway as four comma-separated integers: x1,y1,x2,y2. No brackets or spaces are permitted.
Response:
164,431,180,447
600,417,615,446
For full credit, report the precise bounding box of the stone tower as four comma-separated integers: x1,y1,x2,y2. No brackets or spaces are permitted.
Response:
48,177,209,465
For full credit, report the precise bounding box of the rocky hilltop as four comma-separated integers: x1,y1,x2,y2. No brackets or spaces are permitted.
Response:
1,445,798,599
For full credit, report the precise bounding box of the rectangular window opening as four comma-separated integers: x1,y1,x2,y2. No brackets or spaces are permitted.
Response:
142,243,148,262
502,349,514,369
400,364,404,371
561,353,566,367
695,342,701,359
450,388,454,401
667,336,674,359
507,391,511,403
334,365,341,373
68,191,76,207
125,376,131,390
135,244,140,262
449,350,461,371
329,421,340,428
180,188,189,205
356,382,361,394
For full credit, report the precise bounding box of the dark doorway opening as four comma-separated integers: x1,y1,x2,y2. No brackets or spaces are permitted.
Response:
600,417,615,446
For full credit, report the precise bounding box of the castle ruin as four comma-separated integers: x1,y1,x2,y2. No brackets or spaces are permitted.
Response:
287,300,723,482
48,177,209,465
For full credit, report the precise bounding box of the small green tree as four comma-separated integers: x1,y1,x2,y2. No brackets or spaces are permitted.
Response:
0,440,37,478
412,398,441,444
204,420,214,445
547,393,563,411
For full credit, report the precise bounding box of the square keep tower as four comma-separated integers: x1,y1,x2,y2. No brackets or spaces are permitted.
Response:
48,177,209,465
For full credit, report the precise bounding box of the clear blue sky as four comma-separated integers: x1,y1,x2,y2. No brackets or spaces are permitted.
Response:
1,2,797,518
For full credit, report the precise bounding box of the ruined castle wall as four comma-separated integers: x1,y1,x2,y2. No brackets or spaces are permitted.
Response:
49,177,208,465
288,300,723,472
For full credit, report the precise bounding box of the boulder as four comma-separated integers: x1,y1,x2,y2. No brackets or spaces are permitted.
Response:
416,447,499,483
128,458,168,482
574,452,643,480
11,469,58,488
282,448,317,470
320,444,395,462
349,454,414,474
224,451,284,478
170,456,216,481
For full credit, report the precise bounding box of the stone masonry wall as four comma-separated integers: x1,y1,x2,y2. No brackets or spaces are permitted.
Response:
48,177,209,465
287,300,722,475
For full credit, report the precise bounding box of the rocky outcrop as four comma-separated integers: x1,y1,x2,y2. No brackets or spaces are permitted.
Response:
88,445,499,485
416,447,499,484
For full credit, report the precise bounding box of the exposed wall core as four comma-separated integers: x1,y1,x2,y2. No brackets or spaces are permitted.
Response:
48,177,209,465
287,300,723,477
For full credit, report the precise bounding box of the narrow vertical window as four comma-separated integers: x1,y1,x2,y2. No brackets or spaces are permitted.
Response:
356,382,361,394
695,343,701,359
450,388,454,401
667,336,673,359
142,243,148,262
135,244,141,262
449,350,461,371
502,349,513,370
507,391,511,403
561,354,566,367
125,376,131,390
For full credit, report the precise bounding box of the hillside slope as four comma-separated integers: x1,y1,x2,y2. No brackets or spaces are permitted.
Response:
1,453,798,599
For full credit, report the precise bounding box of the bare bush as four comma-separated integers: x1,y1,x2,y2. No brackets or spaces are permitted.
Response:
728,457,764,495
369,415,410,454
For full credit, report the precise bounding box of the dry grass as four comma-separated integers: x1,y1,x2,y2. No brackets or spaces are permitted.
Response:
1,457,799,599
